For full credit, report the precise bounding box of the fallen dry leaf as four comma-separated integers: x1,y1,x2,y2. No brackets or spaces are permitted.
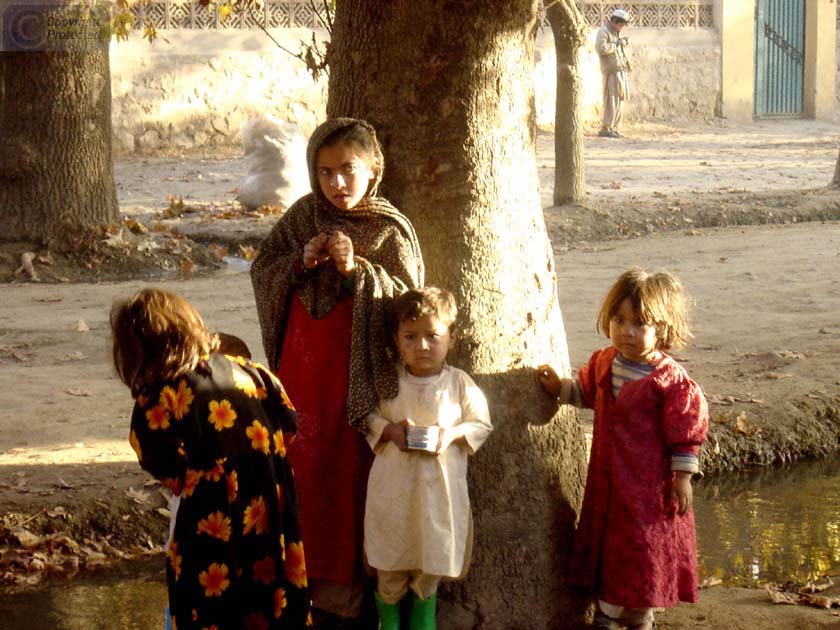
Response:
180,258,196,275
766,584,799,605
75,319,90,332
125,487,149,505
239,244,258,261
46,506,68,519
733,412,761,436
64,388,92,397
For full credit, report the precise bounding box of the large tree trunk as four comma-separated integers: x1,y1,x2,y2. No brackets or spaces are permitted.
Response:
329,2,588,628
833,148,840,187
0,42,118,246
546,0,587,205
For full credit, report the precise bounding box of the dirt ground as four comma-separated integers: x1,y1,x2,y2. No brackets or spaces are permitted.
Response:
2,119,840,625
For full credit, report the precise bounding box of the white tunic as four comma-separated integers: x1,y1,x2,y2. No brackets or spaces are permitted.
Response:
364,365,492,577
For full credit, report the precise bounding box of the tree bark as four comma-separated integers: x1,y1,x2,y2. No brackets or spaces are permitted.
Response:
0,40,118,246
545,0,587,205
833,147,840,187
329,2,588,628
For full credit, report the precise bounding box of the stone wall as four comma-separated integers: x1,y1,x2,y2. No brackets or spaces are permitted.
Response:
110,25,721,155
109,29,328,155
534,26,721,130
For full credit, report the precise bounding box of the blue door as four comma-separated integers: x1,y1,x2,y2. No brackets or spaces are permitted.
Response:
754,0,805,117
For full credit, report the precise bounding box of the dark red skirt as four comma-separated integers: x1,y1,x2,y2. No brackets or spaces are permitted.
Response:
278,293,373,586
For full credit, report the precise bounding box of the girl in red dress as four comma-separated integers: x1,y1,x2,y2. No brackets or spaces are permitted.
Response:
538,268,709,630
251,119,424,627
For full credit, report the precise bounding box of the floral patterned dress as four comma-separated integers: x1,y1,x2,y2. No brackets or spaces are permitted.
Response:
129,353,310,629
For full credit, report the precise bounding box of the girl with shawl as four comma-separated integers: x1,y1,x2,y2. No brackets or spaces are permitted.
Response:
251,119,424,627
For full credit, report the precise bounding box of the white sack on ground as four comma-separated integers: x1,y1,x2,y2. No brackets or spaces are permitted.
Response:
236,115,309,210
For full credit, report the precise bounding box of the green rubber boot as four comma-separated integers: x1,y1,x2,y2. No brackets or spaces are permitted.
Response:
408,592,436,630
374,592,401,630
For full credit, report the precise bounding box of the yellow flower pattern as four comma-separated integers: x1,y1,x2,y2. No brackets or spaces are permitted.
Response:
246,420,271,454
198,562,230,597
208,399,237,431
129,354,306,628
160,379,194,420
243,496,269,535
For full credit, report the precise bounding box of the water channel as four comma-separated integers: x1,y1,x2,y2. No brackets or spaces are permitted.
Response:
3,455,840,627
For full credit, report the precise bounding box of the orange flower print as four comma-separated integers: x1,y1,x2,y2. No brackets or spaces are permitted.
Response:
284,541,307,588
146,404,170,430
204,459,225,482
274,587,287,618
129,430,142,462
208,399,237,431
247,420,271,454
136,394,149,408
160,380,194,420
192,609,198,621
198,562,230,597
226,471,238,504
279,385,295,411
279,534,286,561
306,611,314,627
197,511,231,542
243,496,268,535
232,367,263,399
244,612,269,630
252,555,276,585
168,541,182,580
182,468,203,499
273,431,286,458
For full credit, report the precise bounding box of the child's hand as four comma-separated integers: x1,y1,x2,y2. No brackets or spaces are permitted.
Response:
327,230,355,277
537,364,562,397
303,233,331,269
670,471,693,515
381,418,413,451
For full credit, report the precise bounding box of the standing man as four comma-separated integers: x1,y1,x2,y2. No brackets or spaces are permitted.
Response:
596,8,631,138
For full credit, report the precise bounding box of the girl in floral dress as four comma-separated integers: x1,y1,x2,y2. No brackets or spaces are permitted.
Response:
538,268,709,630
111,288,310,630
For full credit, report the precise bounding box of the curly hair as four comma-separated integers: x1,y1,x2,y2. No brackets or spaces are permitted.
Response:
110,288,219,395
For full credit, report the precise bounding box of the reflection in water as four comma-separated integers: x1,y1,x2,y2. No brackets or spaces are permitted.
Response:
695,455,840,586
0,557,166,629
4,456,840,622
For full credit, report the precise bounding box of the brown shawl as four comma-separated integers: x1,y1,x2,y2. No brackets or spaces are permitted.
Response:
251,118,424,432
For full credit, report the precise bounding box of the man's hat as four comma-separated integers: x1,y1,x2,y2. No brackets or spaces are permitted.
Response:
611,8,630,22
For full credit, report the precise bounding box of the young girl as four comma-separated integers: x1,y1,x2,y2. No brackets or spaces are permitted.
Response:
251,119,425,625
364,287,492,630
111,288,310,630
538,268,708,630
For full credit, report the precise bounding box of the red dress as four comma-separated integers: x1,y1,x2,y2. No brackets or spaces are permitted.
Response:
278,293,373,586
570,347,709,608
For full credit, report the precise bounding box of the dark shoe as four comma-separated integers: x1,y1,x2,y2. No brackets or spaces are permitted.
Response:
597,130,614,138
611,131,624,138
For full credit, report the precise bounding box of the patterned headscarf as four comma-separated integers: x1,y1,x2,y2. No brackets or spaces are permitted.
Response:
251,118,424,431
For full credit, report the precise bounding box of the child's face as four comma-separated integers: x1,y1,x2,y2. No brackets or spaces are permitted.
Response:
315,141,376,211
609,297,659,362
394,314,454,377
